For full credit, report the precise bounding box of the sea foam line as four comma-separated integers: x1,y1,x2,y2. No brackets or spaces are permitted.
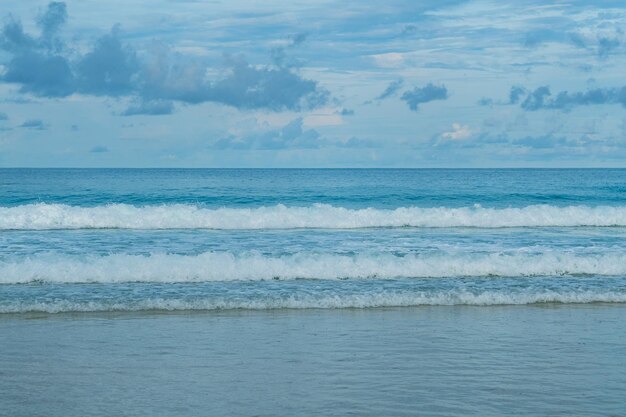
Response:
2,203,626,230
2,251,626,284
2,290,626,313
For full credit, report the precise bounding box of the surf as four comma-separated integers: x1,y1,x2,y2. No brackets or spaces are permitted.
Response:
2,203,626,230
3,250,626,284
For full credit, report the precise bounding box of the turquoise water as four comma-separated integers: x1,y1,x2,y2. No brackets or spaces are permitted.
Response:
2,169,626,416
1,169,626,311
2,168,626,208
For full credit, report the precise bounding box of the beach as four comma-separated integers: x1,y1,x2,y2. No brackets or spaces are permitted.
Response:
2,305,625,417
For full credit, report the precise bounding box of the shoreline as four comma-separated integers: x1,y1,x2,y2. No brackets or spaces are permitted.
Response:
2,301,625,320
3,303,625,416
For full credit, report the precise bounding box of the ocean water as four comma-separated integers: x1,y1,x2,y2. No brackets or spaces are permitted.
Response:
1,168,626,312
2,168,626,416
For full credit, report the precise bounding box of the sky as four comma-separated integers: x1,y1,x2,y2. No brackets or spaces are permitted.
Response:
1,0,626,167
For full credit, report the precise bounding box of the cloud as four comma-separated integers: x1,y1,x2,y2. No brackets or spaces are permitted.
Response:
520,86,551,110
516,85,626,111
1,19,36,53
401,83,448,111
213,117,320,150
0,3,73,97
441,123,472,141
509,86,527,104
90,145,109,153
37,1,66,51
213,117,376,151
204,55,328,111
337,108,354,116
122,99,174,116
270,33,308,67
597,37,620,59
0,112,8,121
523,29,563,48
569,30,623,59
3,51,74,97
0,3,328,112
291,33,308,46
376,79,403,101
75,27,139,96
20,119,46,129
371,52,405,68
139,51,328,111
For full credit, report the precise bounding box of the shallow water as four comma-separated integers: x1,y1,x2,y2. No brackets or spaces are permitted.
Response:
2,305,625,417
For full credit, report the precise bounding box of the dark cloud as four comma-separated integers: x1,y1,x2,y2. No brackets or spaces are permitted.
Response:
376,79,404,101
20,119,46,129
291,33,308,46
206,55,328,111
122,99,174,116
478,97,493,106
0,3,328,113
515,85,626,111
338,108,354,116
90,145,109,153
520,86,551,110
1,19,140,98
401,83,448,111
597,37,620,59
1,19,36,52
37,2,67,35
75,27,139,96
1,2,73,97
0,112,8,121
140,50,328,110
37,1,66,51
3,51,74,97
509,86,527,104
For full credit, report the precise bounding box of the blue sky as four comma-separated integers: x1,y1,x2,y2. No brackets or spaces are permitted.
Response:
1,0,626,167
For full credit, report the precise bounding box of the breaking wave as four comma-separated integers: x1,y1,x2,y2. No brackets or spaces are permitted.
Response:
2,251,626,284
2,203,626,230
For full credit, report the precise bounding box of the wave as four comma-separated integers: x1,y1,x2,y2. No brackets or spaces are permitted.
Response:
2,251,626,284
2,290,625,313
2,203,626,230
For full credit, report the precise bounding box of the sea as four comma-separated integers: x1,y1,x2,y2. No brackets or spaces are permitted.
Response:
1,168,625,416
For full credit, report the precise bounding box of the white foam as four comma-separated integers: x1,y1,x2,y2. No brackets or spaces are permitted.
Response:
2,290,625,313
2,203,626,230
2,251,626,284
